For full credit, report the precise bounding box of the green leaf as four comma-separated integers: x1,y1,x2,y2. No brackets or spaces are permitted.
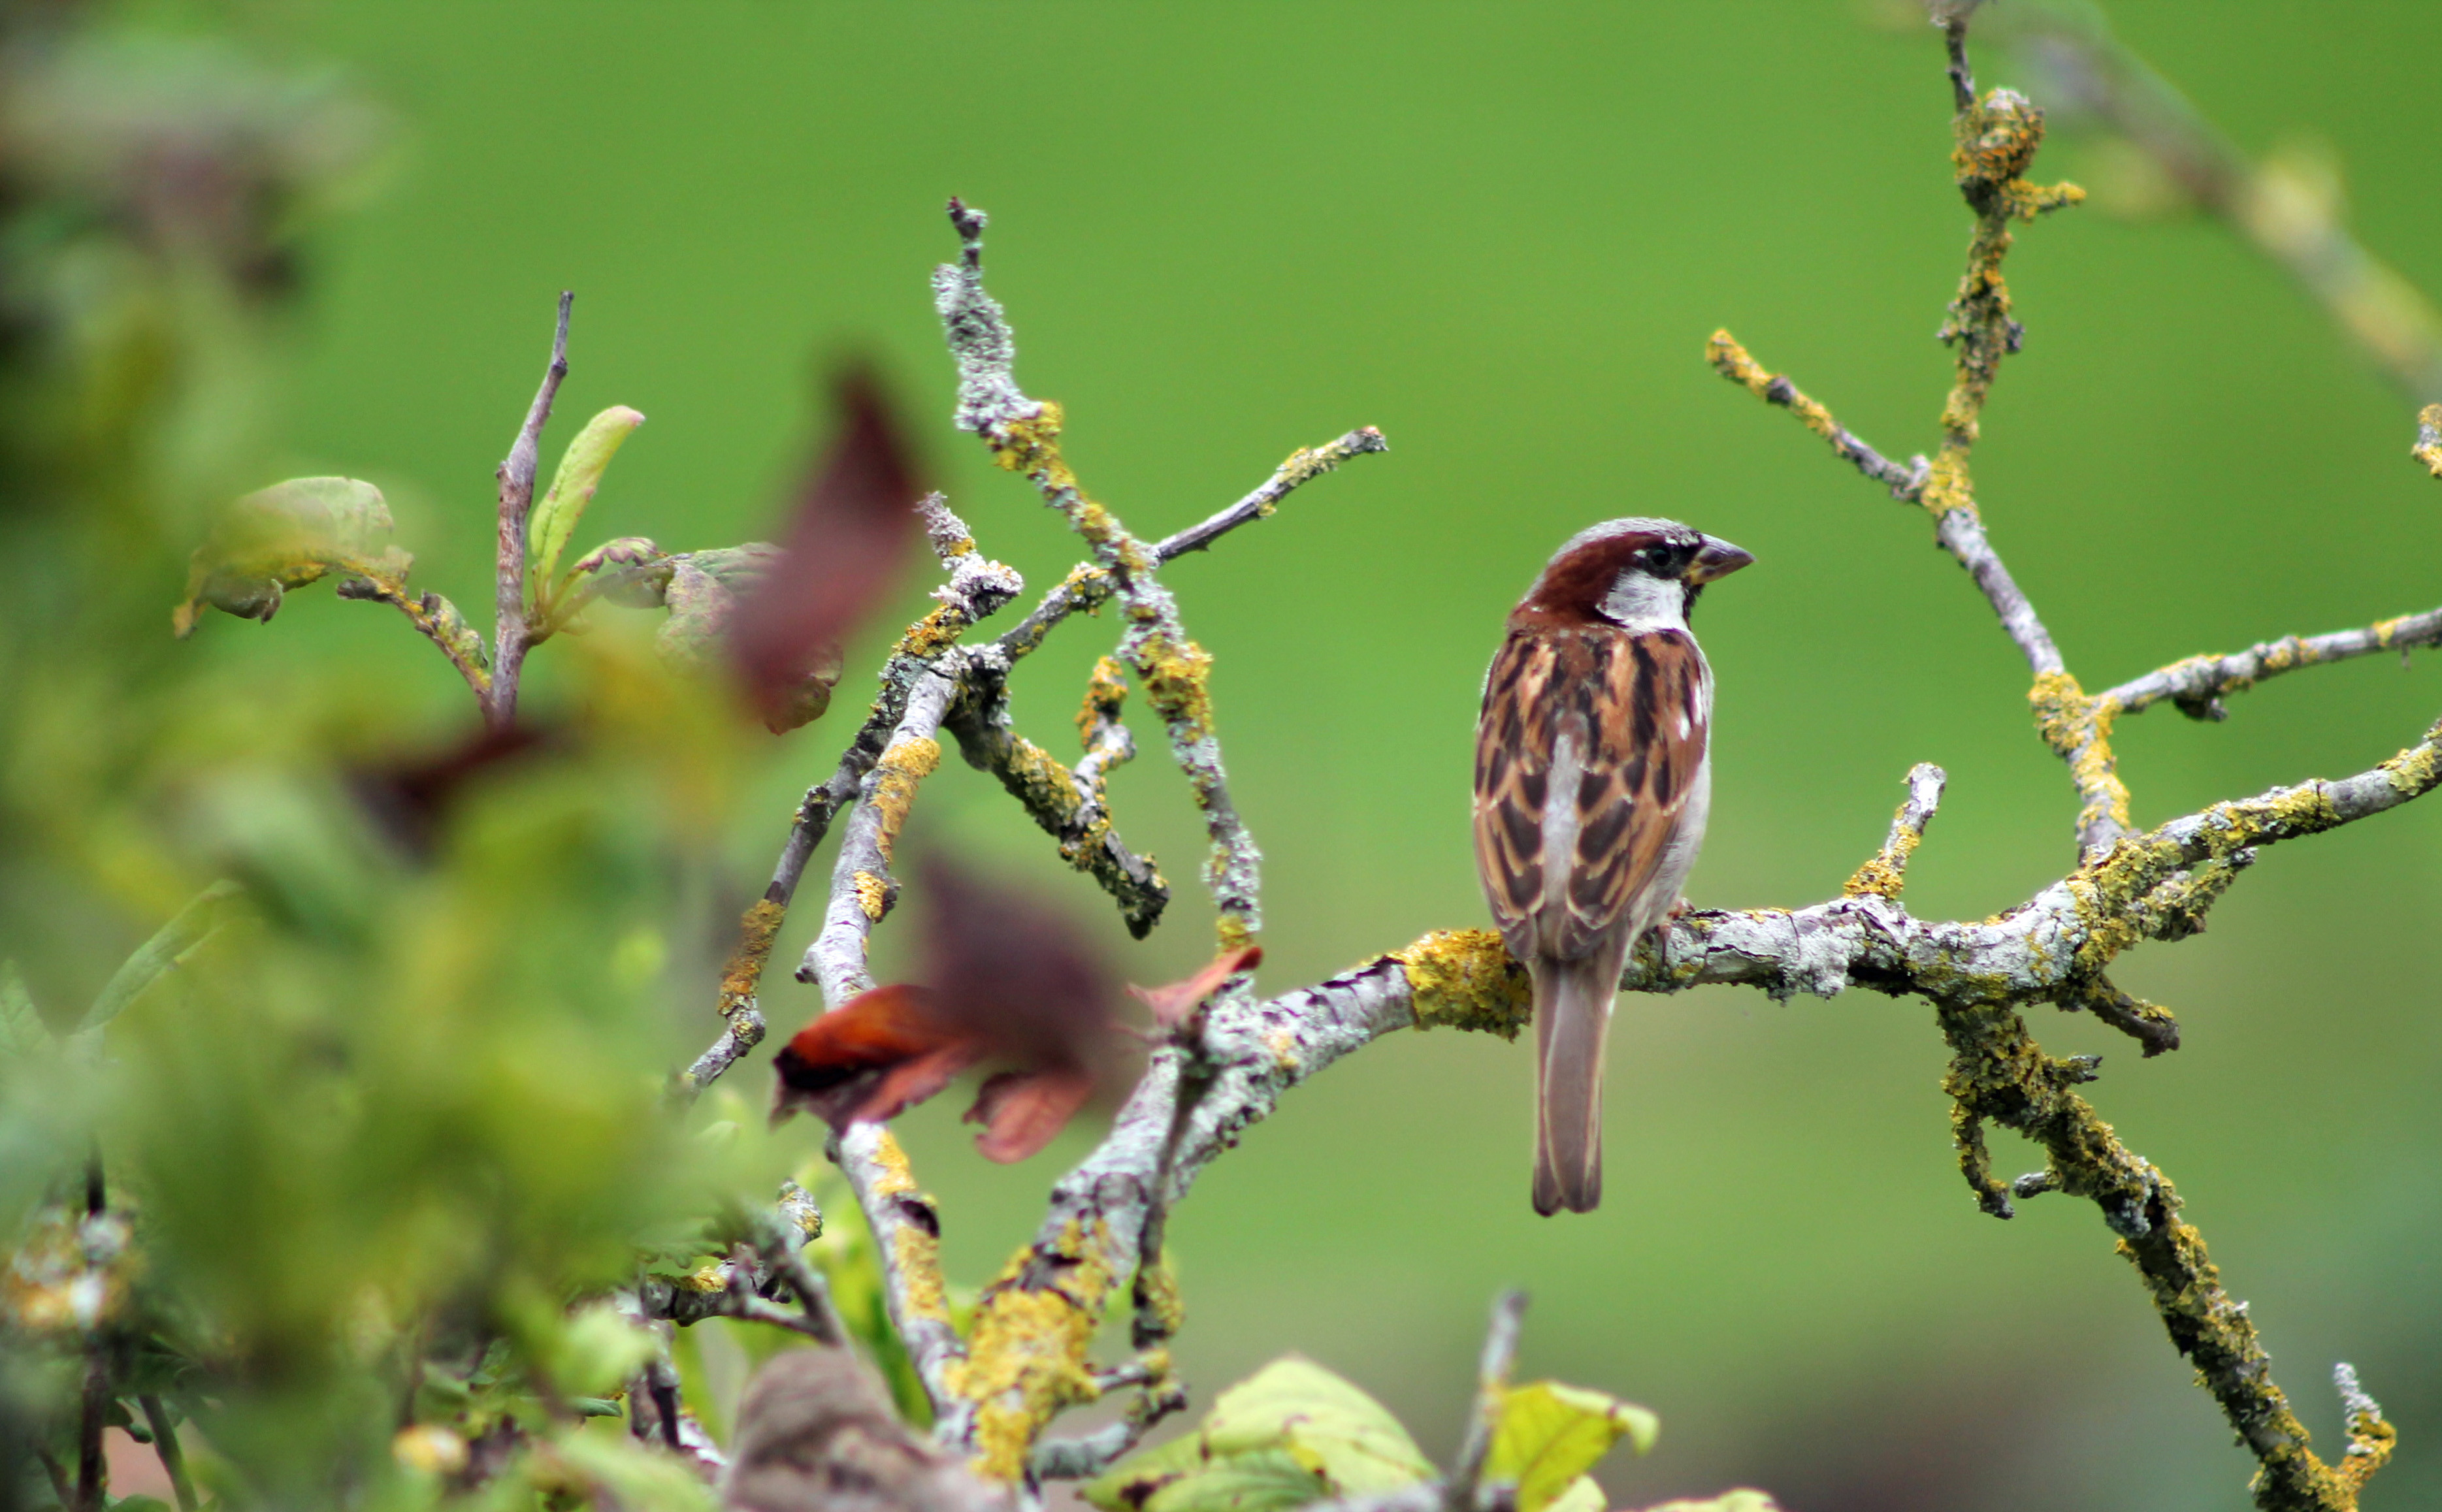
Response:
174,477,410,636
1487,1382,1658,1512
0,960,51,1059
534,1301,660,1400
530,405,647,600
546,1429,721,1512
78,880,244,1038
1084,1357,1433,1512
1633,1494,1779,1512
1546,1477,1606,1512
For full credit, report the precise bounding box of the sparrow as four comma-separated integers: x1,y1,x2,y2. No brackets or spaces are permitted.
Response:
1473,518,1752,1215
724,1348,1009,1512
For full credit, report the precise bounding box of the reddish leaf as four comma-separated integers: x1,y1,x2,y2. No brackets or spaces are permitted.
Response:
768,863,1125,1150
729,364,924,731
964,1066,1098,1164
1127,945,1262,1031
770,983,981,1130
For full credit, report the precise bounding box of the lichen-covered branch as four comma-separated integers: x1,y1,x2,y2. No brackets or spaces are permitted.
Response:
681,500,1021,1102
934,199,1261,951
2415,402,2442,477
1157,428,1388,558
942,651,1168,937
1704,335,1927,501
2096,608,2442,722
1842,764,1946,901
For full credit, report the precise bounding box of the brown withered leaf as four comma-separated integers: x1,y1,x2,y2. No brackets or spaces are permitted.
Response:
350,721,563,858
1128,945,1262,1031
770,861,1124,1161
729,364,924,732
964,1067,1099,1165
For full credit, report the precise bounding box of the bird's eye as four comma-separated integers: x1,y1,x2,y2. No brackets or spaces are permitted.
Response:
1638,546,1671,572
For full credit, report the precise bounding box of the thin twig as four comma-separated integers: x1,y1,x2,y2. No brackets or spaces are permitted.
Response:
139,1396,197,1512
2095,609,2442,723
1842,764,1947,901
487,291,572,731
1446,1291,1528,1512
1156,427,1388,558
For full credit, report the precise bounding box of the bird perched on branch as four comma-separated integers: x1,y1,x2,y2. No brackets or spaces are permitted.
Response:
1474,518,1752,1215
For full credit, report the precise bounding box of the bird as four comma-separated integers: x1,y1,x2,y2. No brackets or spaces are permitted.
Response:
723,1347,1009,1512
1473,518,1753,1215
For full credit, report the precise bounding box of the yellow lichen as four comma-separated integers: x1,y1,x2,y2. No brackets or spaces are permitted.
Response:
1919,448,1976,521
1214,913,1256,956
1134,1255,1184,1343
1137,632,1215,744
1844,839,1919,903
1394,928,1531,1039
892,1224,951,1324
679,1264,726,1294
853,871,889,922
994,403,1075,490
1078,656,1128,747
950,1219,1117,1482
894,603,966,661
717,898,787,1016
869,735,941,861
865,1129,919,1200
2380,738,2442,796
2028,671,2130,834
1263,1026,1300,1071
2414,403,2442,478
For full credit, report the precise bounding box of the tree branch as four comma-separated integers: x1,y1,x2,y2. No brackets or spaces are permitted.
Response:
487,291,571,732
934,199,1262,952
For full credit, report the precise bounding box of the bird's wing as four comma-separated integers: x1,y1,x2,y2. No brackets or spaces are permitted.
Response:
1474,627,1708,960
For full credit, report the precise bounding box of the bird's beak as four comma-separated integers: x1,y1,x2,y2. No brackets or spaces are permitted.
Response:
1687,537,1755,583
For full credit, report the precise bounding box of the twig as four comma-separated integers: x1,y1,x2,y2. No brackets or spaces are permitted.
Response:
76,1347,107,1511
942,652,1168,937
684,498,1020,1101
1446,1291,1528,1512
1157,428,1389,558
1705,334,1929,501
2333,1364,2396,1496
2418,404,2442,477
1842,764,1946,901
2098,609,2442,722
934,199,1263,951
1995,4,2442,406
139,1395,198,1512
487,291,572,731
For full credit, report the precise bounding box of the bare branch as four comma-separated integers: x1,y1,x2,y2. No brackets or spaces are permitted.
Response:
1157,427,1389,558
487,291,571,731
1446,1291,1528,1512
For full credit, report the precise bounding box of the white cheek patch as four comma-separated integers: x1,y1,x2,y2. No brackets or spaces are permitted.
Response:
1597,570,1689,633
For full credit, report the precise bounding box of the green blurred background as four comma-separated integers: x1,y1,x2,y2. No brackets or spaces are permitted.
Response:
94,1,2442,1507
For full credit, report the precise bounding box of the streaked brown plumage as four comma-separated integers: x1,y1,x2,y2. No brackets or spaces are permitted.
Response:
1473,518,1751,1215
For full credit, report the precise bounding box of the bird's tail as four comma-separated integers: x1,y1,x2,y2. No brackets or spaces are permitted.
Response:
1532,952,1620,1216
